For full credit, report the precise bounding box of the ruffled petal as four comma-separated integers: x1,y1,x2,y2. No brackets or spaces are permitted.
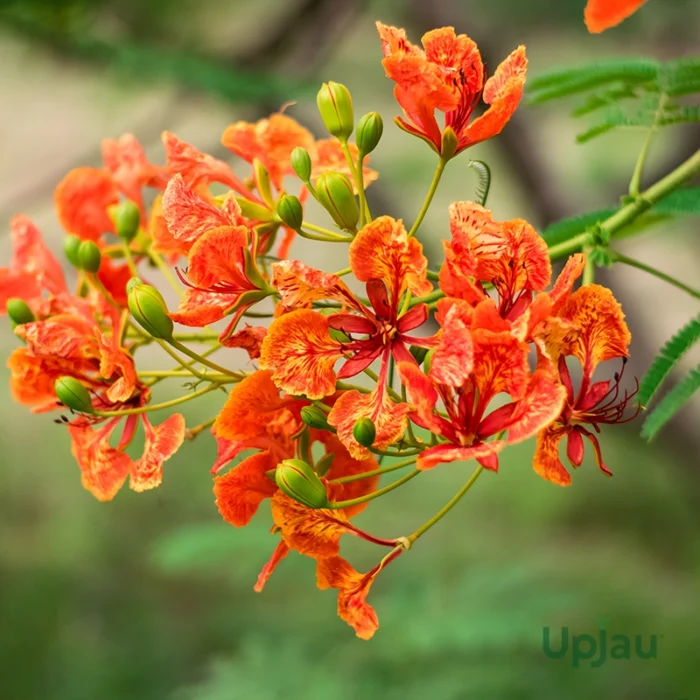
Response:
254,541,290,592
95,330,138,404
585,0,648,33
417,441,505,471
471,328,530,401
130,414,186,492
186,226,250,289
259,309,342,399
169,288,239,327
532,425,570,486
219,324,267,358
430,304,474,386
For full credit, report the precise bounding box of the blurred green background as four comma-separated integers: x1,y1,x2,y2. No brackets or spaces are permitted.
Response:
1,1,699,698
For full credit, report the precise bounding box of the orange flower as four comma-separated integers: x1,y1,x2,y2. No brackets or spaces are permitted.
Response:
0,215,66,313
54,167,119,240
377,23,527,156
399,303,566,471
584,0,648,33
533,285,636,486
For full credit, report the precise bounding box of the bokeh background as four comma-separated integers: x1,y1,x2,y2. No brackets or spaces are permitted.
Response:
1,1,699,698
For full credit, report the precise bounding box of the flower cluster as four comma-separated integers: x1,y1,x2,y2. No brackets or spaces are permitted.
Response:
1,22,636,639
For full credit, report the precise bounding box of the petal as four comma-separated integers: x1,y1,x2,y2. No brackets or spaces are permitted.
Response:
430,304,474,386
316,556,381,640
214,370,291,442
417,441,505,471
532,425,570,486
566,429,585,467
350,216,432,302
214,451,279,527
162,174,244,250
95,330,138,404
397,361,450,437
186,226,250,290
149,194,189,259
54,167,119,240
271,259,361,311
18,314,97,360
460,46,527,149
162,131,246,192
130,414,186,492
259,309,342,400
422,27,483,95
170,288,239,327
559,284,631,375
498,218,551,298
584,0,648,33
254,541,290,592
328,387,409,460
69,421,132,501
271,490,353,558
548,253,586,313
471,328,530,401
219,324,267,358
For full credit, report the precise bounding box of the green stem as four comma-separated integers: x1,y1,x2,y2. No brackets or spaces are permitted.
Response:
340,140,371,226
138,370,235,381
148,248,183,297
329,469,420,509
407,156,447,238
407,464,484,544
169,338,244,379
95,382,221,416
611,251,700,299
629,94,667,198
330,456,417,484
122,242,139,277
185,416,217,440
410,289,445,307
582,251,596,286
302,221,352,240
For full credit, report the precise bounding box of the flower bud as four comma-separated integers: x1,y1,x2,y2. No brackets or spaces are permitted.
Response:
317,82,354,141
352,417,376,448
6,298,35,326
356,112,383,155
55,376,95,414
275,458,329,509
315,172,359,231
253,159,275,208
127,281,174,340
440,126,459,160
63,234,82,267
276,194,304,231
291,147,312,182
301,405,332,431
115,200,141,242
78,240,102,273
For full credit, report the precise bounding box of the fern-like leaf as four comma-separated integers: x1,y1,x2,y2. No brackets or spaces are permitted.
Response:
641,364,700,440
658,106,700,127
467,160,492,206
638,315,700,407
541,208,617,246
652,188,700,216
571,86,640,117
659,57,700,97
576,107,656,143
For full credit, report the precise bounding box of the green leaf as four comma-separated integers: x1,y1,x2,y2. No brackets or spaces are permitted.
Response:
659,57,700,96
571,86,640,117
653,187,700,216
541,208,617,246
466,160,492,206
528,58,659,104
658,106,700,126
641,364,700,440
638,315,700,407
576,107,656,143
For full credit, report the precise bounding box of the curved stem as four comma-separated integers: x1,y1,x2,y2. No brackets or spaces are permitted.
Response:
122,242,139,277
329,469,420,509
629,94,667,197
186,416,216,440
302,221,352,240
330,456,417,484
168,338,244,379
611,251,700,299
95,382,221,417
340,140,371,226
407,156,447,238
407,464,484,545
148,248,184,297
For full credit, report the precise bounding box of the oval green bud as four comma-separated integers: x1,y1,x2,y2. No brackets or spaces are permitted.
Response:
301,405,331,431
317,81,354,141
78,240,102,273
115,200,141,242
6,298,35,326
275,458,329,509
63,234,82,267
356,112,384,155
276,194,304,231
126,276,144,294
291,147,312,182
55,376,95,414
127,282,174,340
315,172,359,231
352,417,376,448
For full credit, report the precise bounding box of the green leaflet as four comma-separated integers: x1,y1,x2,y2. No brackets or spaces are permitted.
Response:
467,160,492,207
641,364,700,440
638,316,700,408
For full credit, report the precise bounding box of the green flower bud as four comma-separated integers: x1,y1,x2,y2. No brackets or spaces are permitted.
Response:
409,345,429,366
315,172,359,231
352,417,376,448
63,234,82,267
127,281,174,340
291,147,312,182
440,126,459,160
126,276,144,293
314,452,335,478
356,112,384,155
115,200,141,242
275,458,329,509
55,376,95,414
301,405,332,431
253,159,275,208
6,298,35,326
317,81,354,141
78,240,102,273
276,195,304,231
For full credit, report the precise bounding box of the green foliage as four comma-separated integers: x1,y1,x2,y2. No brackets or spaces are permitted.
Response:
638,315,700,407
541,208,617,246
529,56,700,143
641,364,700,440
467,160,492,207
652,187,700,215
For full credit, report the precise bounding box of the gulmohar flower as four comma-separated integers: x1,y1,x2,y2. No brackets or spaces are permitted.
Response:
584,0,649,33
